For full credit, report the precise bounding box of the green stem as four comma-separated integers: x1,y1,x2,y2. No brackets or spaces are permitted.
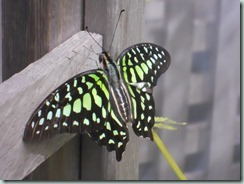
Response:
152,129,187,180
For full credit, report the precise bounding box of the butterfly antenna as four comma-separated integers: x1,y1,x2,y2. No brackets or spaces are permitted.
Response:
108,9,125,52
85,26,106,51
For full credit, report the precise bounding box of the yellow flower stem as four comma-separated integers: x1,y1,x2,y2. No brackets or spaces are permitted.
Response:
152,129,187,180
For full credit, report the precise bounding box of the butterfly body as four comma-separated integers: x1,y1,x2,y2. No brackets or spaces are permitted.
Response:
24,43,171,161
99,52,134,125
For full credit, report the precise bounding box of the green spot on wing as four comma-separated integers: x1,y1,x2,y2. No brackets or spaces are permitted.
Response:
141,101,145,110
118,142,123,148
86,82,93,89
89,73,100,81
55,109,61,118
108,139,115,144
73,121,79,126
113,130,119,135
73,99,81,113
127,85,135,97
83,93,91,111
99,133,105,140
47,111,53,120
98,80,109,99
130,68,136,82
106,122,111,131
141,63,149,74
141,113,145,120
54,93,60,101
84,118,89,125
102,107,107,118
134,56,139,63
63,104,71,117
120,131,126,136
92,88,102,107
92,112,97,122
135,65,144,80
65,92,72,101
111,111,123,127
78,87,83,94
122,56,126,65
127,59,133,66
81,76,86,83
146,60,152,69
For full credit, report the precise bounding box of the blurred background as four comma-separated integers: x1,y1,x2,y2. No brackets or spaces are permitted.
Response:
138,0,240,180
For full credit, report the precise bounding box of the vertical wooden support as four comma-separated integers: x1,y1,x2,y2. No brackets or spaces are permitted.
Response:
81,0,144,180
2,0,82,80
0,0,2,82
207,0,240,179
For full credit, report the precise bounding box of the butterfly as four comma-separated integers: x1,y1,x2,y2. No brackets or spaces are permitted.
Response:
23,42,171,161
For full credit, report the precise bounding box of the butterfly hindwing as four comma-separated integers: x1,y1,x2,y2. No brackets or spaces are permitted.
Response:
88,109,129,161
128,85,155,140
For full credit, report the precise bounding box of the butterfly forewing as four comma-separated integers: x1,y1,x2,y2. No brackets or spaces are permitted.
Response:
24,69,110,140
117,43,171,86
117,43,171,140
24,69,130,160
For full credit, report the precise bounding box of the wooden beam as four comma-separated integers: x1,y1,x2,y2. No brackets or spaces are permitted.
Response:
82,0,144,180
0,31,101,180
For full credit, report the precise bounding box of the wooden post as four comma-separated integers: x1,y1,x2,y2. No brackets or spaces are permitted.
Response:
2,0,82,80
1,0,83,180
81,0,144,180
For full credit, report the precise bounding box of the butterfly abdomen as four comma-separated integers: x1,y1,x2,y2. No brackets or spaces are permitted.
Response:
105,63,133,126
109,81,134,124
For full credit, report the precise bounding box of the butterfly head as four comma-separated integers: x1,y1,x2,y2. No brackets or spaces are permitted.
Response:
99,51,113,70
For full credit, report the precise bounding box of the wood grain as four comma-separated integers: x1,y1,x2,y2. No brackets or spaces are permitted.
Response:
2,0,82,80
0,31,102,180
2,0,83,180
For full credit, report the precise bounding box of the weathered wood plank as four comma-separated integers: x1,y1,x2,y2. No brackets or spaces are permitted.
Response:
0,0,2,82
0,31,101,180
48,0,83,50
82,0,144,180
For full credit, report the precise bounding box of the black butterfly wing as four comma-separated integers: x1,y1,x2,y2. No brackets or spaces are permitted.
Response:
24,69,109,140
128,85,155,140
117,43,171,139
23,69,129,160
88,109,129,161
117,43,171,86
